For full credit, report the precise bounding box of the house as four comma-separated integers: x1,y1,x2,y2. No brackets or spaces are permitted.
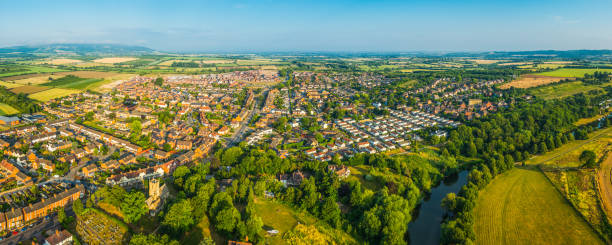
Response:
328,165,351,179
82,165,98,177
176,140,193,150
0,116,20,126
44,229,73,245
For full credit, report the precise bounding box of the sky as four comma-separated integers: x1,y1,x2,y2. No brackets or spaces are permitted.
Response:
1,0,612,52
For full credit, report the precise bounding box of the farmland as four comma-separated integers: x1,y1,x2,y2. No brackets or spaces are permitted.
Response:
28,88,80,101
535,68,612,78
473,167,603,245
93,57,138,64
499,75,574,89
0,64,65,78
45,58,83,65
0,81,23,88
10,85,50,94
42,75,103,89
0,103,19,115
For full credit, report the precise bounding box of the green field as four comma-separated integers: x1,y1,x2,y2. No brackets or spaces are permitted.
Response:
535,68,612,78
474,168,603,245
530,81,603,99
29,88,80,101
42,75,104,89
0,65,65,78
0,103,19,115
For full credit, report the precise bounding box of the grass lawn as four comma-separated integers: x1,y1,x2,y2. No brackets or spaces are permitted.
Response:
535,68,612,78
529,81,603,100
29,88,80,101
526,126,612,167
0,103,19,115
474,167,603,245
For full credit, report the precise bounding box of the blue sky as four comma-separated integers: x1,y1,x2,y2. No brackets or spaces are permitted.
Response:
1,0,611,52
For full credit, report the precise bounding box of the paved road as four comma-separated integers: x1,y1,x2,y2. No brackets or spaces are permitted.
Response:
1,216,59,245
226,90,266,147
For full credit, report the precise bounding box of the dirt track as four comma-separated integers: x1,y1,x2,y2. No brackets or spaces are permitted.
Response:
597,150,612,222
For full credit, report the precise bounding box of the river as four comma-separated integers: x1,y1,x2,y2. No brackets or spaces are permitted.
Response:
408,170,468,245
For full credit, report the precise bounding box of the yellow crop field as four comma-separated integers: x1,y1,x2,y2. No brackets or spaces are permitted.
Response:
29,88,80,101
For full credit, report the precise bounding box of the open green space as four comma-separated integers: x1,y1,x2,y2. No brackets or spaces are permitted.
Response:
473,167,603,245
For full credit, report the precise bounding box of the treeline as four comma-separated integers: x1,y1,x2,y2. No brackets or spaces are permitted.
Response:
583,71,611,85
439,92,608,244
171,61,216,68
0,86,41,114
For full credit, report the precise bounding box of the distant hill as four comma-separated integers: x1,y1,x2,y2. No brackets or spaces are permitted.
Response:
0,43,154,56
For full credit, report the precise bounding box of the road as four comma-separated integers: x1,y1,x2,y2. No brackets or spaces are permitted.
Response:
225,89,266,147
1,216,59,245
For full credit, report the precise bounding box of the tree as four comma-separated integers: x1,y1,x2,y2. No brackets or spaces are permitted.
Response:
163,200,194,233
73,198,84,215
58,208,67,225
466,141,477,157
222,147,243,166
121,191,148,223
173,166,191,188
320,197,341,227
579,150,597,168
154,77,164,86
245,212,263,240
215,206,241,234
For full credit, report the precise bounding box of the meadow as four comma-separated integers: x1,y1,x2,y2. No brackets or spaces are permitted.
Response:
529,81,603,100
473,167,603,245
